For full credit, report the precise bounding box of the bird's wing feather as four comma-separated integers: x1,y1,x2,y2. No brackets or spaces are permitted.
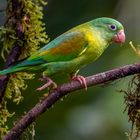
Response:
28,30,89,63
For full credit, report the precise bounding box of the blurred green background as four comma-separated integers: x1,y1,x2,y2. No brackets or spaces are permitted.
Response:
0,0,140,140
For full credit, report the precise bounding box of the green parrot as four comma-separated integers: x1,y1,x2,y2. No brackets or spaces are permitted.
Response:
0,17,125,91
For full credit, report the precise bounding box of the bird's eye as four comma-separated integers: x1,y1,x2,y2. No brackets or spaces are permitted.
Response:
108,24,117,31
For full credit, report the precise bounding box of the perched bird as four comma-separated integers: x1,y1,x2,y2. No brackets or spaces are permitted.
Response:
0,17,125,91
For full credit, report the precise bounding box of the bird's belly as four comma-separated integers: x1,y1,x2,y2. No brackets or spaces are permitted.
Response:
81,45,104,64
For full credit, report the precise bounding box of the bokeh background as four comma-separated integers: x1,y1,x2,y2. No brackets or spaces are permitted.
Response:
0,0,140,140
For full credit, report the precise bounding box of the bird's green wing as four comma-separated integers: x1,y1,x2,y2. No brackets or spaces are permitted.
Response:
28,30,89,63
3,29,89,73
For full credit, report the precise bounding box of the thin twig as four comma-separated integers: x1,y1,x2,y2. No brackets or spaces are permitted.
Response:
3,63,140,140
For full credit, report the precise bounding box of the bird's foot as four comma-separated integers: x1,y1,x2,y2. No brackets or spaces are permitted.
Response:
72,75,87,90
36,76,57,91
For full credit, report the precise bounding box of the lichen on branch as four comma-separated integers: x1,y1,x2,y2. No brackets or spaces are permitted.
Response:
1,0,49,101
0,0,49,138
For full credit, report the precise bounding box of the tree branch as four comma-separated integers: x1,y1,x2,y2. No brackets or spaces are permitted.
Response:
3,63,140,140
0,0,25,103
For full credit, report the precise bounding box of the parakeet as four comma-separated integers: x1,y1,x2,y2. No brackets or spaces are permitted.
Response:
0,17,125,91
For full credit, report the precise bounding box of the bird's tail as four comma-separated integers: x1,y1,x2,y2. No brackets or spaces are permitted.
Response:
0,58,45,75
0,65,27,75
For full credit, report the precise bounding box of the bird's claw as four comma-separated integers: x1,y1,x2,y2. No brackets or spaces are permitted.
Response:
72,75,87,90
36,76,57,91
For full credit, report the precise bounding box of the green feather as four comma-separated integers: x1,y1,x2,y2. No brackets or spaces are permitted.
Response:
0,17,125,78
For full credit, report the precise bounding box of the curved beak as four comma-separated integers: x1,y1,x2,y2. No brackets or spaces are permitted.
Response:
113,29,125,44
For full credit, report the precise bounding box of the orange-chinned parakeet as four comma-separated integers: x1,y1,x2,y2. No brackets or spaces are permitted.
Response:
0,17,125,91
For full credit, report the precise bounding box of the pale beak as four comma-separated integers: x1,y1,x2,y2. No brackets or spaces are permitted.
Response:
113,29,125,44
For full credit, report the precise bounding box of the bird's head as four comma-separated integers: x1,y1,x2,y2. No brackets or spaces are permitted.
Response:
92,17,125,44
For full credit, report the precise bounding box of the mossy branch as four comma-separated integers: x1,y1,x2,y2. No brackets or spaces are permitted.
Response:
0,0,48,137
0,0,25,103
3,63,140,140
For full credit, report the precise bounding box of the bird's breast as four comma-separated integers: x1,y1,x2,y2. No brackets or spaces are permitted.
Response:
84,29,107,61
